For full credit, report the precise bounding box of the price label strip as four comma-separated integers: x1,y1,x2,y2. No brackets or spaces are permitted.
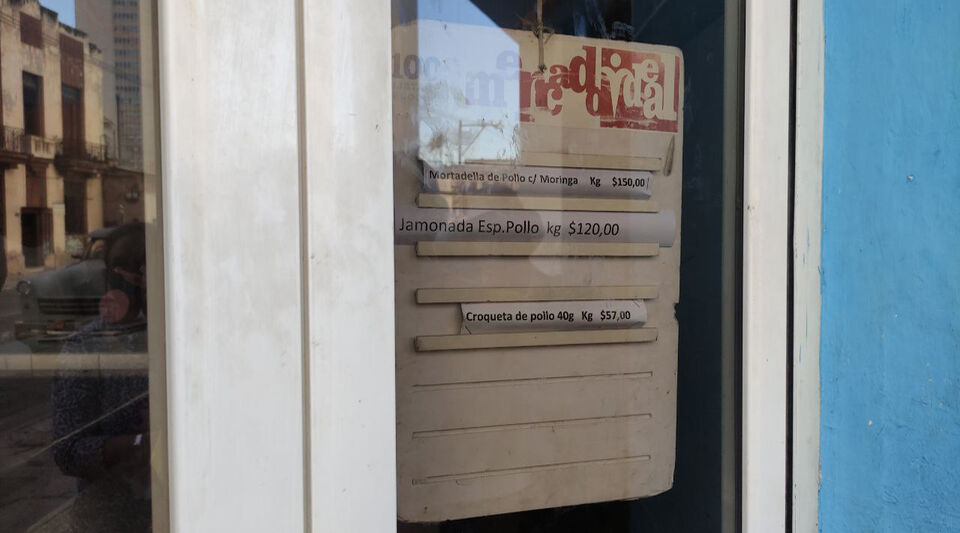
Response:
395,205,675,246
461,300,648,334
422,162,654,199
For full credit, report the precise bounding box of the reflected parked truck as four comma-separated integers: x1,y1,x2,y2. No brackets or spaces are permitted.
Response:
14,227,122,343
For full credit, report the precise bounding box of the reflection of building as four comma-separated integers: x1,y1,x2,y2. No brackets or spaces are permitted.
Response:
76,0,146,230
0,0,145,278
76,0,143,171
0,0,109,274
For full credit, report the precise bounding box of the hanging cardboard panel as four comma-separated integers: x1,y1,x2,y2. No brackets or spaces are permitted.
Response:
393,20,684,522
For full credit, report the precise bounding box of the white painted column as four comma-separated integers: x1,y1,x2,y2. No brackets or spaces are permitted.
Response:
158,2,305,532
301,0,397,531
85,174,103,232
4,165,26,274
46,165,66,266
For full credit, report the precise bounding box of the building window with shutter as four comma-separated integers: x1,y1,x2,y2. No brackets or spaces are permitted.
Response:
22,72,44,137
19,14,42,48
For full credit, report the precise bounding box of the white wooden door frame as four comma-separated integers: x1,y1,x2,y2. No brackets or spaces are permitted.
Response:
299,0,397,531
792,0,825,531
158,1,307,532
156,0,804,531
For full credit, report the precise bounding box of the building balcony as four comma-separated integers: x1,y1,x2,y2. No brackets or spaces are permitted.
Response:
25,135,57,160
1,126,27,152
55,139,108,173
0,126,29,165
57,139,107,161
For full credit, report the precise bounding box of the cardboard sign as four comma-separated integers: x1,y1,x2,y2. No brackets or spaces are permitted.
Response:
393,20,684,522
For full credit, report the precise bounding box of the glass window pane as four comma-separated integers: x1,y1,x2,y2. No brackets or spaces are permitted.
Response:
392,0,740,530
0,1,166,531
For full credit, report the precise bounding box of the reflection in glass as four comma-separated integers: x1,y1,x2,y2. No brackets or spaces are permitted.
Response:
0,1,161,531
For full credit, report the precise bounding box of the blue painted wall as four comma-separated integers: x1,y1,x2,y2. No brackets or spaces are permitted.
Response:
820,1,960,531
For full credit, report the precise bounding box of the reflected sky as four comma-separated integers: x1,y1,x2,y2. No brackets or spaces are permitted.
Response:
40,0,75,26
394,0,521,164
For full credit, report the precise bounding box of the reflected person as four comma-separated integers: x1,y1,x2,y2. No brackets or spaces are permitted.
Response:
52,223,151,532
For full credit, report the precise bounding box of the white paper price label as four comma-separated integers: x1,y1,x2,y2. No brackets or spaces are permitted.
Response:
395,204,675,246
422,162,653,199
461,300,648,333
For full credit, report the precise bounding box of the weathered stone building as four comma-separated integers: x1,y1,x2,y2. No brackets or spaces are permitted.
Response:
0,0,142,277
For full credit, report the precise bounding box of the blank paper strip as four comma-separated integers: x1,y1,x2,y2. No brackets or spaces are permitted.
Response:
417,193,661,213
415,328,658,352
416,241,660,257
416,285,659,304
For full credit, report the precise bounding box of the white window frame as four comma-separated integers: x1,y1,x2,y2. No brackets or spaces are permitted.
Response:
792,0,825,531
157,0,804,531
742,0,791,531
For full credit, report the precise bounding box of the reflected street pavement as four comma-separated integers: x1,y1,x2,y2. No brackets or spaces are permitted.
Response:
0,378,77,533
